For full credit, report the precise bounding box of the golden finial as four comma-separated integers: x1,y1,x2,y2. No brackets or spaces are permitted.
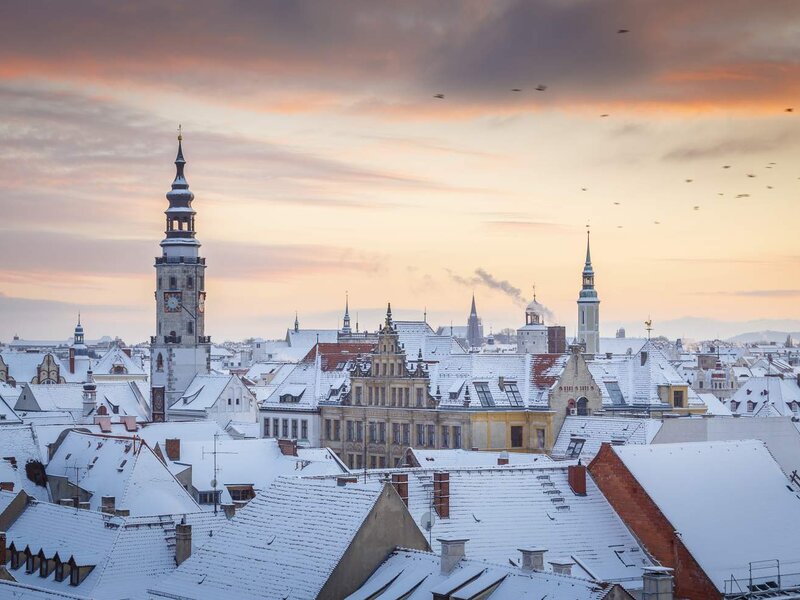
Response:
177,124,183,142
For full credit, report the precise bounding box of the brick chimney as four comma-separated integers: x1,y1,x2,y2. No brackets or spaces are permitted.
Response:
433,472,450,518
642,566,674,600
549,558,574,576
69,348,75,374
101,496,115,515
222,504,236,519
0,482,13,492
278,438,298,457
165,438,181,461
336,476,358,487
391,473,408,506
94,416,111,433
437,538,467,574
519,547,547,572
497,451,509,466
121,415,137,432
568,463,587,496
175,522,192,566
0,531,6,566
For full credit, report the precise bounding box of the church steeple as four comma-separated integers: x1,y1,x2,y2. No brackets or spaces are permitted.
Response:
577,229,600,354
582,229,595,291
341,292,352,335
294,311,300,333
161,126,200,256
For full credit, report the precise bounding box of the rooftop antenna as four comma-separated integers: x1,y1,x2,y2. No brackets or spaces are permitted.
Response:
200,433,234,515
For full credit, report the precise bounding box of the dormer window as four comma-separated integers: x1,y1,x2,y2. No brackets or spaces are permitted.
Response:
566,438,585,458
747,400,756,413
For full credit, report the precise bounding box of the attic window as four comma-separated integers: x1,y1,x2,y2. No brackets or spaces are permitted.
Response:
473,382,494,407
566,438,585,458
118,460,127,471
747,401,755,413
504,382,523,406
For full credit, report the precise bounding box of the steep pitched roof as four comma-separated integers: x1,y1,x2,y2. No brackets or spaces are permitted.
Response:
405,448,553,468
0,424,49,501
610,440,800,593
171,374,234,411
92,346,146,376
552,416,662,461
148,477,385,600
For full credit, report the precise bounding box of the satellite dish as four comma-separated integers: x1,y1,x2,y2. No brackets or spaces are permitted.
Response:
419,510,436,531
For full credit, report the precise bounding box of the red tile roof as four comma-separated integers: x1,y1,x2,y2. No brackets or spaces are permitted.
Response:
301,342,376,371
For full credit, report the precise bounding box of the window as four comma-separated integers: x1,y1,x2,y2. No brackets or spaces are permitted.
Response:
474,382,494,406
392,422,401,444
356,454,363,469
325,419,332,440
380,387,386,405
427,424,435,448
577,397,589,416
227,398,232,406
228,487,254,502
510,425,524,448
379,422,386,443
416,424,425,446
272,418,279,438
505,382,523,406
198,490,222,504
453,425,462,449
369,421,377,443
391,387,397,405
156,353,164,372
441,425,450,448
416,388,423,407
291,419,298,439
346,421,354,442
169,276,177,289
282,419,289,437
333,420,341,441
566,438,585,458
673,390,684,408
235,397,240,405
403,423,411,445
536,428,546,449
187,276,193,290
301,420,308,440
356,422,363,442
747,400,755,413
368,387,373,404
370,455,377,469
379,456,387,468
389,363,394,376
263,419,270,437
355,387,362,405
347,453,355,469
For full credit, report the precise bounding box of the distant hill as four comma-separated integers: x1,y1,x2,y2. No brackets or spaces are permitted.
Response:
727,330,800,345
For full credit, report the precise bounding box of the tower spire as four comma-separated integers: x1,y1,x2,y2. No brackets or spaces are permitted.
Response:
341,292,352,335
162,126,199,254
585,228,592,267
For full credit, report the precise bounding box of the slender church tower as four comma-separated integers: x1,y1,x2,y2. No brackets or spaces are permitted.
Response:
150,130,211,420
341,293,352,335
577,230,600,354
466,294,484,348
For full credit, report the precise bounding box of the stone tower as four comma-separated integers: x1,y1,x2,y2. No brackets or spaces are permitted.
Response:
150,131,211,420
577,231,600,354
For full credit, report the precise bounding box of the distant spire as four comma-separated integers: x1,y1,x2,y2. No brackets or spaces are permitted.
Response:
77,312,81,327
470,293,477,316
585,228,592,267
385,302,393,328
294,311,299,333
342,292,352,334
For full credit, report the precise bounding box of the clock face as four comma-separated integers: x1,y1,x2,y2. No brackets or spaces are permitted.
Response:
164,292,182,312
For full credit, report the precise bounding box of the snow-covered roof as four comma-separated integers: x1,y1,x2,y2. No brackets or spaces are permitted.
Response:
148,477,384,600
696,392,733,416
395,321,466,360
0,490,225,599
728,376,800,417
244,361,295,384
598,338,647,356
552,416,662,461
346,548,625,600
316,465,653,584
0,424,49,501
0,391,22,423
172,438,347,500
0,580,90,599
46,431,200,515
171,374,235,411
92,346,146,376
405,448,553,469
16,382,150,421
1,352,65,384
609,440,800,593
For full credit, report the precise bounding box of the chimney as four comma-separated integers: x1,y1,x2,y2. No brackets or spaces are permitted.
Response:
568,463,587,496
78,501,90,510
391,473,408,506
549,558,574,576
94,416,111,433
121,415,137,432
59,499,75,508
497,451,509,466
642,567,674,600
437,538,468,574
337,476,358,487
100,496,115,515
0,531,5,565
278,438,298,457
519,548,547,572
175,523,192,566
115,508,130,517
0,483,13,492
69,348,75,374
165,438,181,461
433,472,450,518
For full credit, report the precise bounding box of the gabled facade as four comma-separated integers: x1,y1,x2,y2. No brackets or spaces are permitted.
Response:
169,374,256,426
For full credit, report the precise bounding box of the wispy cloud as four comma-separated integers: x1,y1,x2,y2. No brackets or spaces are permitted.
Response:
696,289,800,298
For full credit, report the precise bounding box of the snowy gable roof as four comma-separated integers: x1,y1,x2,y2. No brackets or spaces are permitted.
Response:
299,342,375,371
0,352,60,384
552,416,662,461
0,580,91,599
0,392,22,423
728,376,800,417
171,374,235,411
148,477,384,600
92,346,145,376
346,548,624,600
46,431,199,515
17,382,149,421
609,440,800,593
320,465,652,584
0,425,49,501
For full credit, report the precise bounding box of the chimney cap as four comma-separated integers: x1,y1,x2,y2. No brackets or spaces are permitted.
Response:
548,557,575,566
437,537,469,544
643,566,674,574
518,547,547,553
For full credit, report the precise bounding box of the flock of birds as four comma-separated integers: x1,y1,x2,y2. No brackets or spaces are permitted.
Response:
430,28,795,230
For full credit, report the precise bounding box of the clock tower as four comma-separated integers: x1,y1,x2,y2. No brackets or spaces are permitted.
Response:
577,230,600,355
150,130,211,420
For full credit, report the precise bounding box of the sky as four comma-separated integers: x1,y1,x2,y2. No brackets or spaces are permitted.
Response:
1,0,799,344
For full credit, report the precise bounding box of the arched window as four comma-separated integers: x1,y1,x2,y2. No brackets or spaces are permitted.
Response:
187,276,194,290
187,321,194,334
156,353,164,372
577,397,589,416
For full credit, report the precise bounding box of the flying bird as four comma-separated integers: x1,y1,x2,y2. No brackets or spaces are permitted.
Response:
433,93,445,99
581,187,588,191
617,225,623,228
535,84,547,92
767,185,773,189
718,193,724,196
472,513,482,523
747,174,756,178
511,88,522,92
613,202,620,205
654,220,661,225
685,179,693,183
722,165,731,169
786,108,794,112
617,29,630,33
600,114,610,117
736,193,750,198
693,206,700,210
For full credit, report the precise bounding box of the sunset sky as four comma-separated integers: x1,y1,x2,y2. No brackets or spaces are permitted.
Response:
1,1,799,344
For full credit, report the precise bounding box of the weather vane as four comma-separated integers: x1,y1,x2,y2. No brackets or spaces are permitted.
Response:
177,124,182,141
645,317,653,340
